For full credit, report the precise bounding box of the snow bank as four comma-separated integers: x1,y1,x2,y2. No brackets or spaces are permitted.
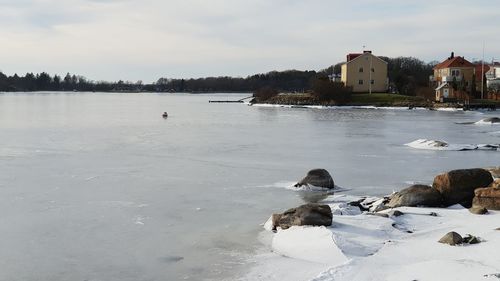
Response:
405,139,499,151
249,104,427,111
272,226,349,265
245,196,500,281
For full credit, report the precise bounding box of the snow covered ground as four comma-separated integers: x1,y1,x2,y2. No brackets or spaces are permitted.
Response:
243,194,500,281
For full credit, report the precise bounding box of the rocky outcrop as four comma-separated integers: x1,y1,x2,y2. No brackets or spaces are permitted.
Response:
387,185,443,208
432,168,493,207
472,185,500,210
295,169,335,189
438,231,463,246
272,203,332,230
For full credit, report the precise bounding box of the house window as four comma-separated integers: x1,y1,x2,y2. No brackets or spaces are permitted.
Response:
358,80,364,85
371,80,374,84
371,68,375,72
451,69,460,76
359,67,364,73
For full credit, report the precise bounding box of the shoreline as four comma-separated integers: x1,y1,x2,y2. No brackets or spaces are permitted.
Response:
249,93,500,110
248,102,476,112
242,168,500,281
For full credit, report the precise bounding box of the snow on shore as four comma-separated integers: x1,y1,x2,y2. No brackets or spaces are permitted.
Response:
244,195,500,281
249,103,426,111
405,139,499,151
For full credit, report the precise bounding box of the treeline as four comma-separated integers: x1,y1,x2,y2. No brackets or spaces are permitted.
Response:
0,56,435,95
155,70,317,92
0,72,148,92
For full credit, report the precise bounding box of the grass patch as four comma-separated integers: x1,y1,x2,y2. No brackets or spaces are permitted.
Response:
348,93,425,106
471,99,500,105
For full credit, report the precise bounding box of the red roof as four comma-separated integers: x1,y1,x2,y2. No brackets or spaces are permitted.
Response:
347,53,362,62
434,56,474,70
475,64,491,77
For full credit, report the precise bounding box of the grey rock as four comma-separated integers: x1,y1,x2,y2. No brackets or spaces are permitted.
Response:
295,169,335,189
272,203,332,230
387,185,443,208
482,117,500,123
432,168,493,207
438,231,463,245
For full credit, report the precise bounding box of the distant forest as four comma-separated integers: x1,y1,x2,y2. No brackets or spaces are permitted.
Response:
0,57,436,95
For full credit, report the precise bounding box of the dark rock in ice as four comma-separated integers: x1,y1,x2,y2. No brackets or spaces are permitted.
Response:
483,273,500,279
159,256,184,263
481,117,500,123
272,203,332,230
295,169,335,189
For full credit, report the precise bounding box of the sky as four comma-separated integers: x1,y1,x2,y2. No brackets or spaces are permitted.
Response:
1,0,499,82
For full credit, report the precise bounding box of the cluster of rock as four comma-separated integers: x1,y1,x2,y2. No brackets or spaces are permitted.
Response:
272,169,334,230
270,167,499,231
438,231,481,246
386,168,499,212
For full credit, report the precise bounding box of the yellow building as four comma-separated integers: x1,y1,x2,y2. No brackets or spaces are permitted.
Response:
431,52,478,102
341,51,388,93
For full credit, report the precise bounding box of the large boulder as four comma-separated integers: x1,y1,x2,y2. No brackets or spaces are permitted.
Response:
432,168,493,207
387,185,443,208
472,186,500,210
272,203,332,230
295,169,335,189
438,231,463,246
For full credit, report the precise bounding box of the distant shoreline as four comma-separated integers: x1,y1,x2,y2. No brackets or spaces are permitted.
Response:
250,93,499,110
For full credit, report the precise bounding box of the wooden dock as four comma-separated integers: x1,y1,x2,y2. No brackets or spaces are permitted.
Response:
209,95,253,103
208,100,244,103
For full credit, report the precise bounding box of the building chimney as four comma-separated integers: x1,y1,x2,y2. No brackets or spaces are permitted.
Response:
364,50,372,54
450,52,454,59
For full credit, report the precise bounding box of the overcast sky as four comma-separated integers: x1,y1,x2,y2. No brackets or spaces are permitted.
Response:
1,0,499,82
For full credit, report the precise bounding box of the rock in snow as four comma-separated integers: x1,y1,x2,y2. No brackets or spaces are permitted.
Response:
272,203,333,230
432,168,493,207
438,231,463,245
387,184,443,208
295,169,335,189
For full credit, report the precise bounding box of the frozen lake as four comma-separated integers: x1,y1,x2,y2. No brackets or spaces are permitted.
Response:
0,92,498,280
